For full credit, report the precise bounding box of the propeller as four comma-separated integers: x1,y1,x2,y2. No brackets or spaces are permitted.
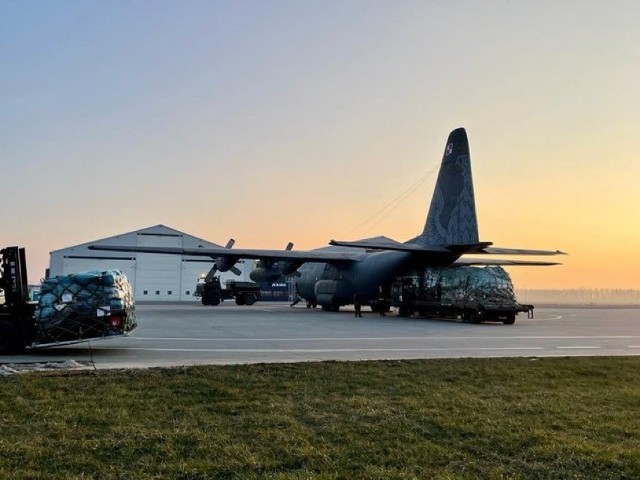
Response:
278,242,301,276
207,238,241,278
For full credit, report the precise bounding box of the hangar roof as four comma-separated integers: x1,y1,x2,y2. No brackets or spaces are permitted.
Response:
50,224,222,254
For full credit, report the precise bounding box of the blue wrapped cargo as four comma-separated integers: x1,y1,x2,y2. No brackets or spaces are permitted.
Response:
35,270,137,345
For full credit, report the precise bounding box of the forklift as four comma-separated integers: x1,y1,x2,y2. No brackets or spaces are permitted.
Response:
0,247,36,354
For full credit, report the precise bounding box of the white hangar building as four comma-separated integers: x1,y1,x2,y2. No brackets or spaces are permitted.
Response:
48,225,253,302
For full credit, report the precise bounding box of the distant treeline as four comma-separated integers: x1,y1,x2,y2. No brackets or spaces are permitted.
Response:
516,289,640,305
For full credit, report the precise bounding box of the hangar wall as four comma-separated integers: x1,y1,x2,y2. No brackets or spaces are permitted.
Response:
48,225,252,302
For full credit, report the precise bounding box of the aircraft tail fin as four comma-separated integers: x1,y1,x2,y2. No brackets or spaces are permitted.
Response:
416,127,479,246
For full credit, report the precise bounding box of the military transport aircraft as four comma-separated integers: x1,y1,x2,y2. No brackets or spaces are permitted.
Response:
90,128,564,311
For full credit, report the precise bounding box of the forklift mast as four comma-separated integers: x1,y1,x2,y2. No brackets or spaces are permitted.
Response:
0,247,30,307
0,247,35,352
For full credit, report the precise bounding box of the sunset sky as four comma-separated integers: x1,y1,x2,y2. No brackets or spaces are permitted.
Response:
2,1,639,288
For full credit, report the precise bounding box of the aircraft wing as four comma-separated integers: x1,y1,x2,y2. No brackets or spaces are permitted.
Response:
88,245,361,264
453,258,562,266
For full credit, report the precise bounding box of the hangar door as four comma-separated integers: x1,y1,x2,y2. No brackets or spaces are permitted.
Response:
134,233,182,301
61,256,137,286
181,259,212,301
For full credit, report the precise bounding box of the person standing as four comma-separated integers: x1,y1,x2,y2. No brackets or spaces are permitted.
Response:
353,292,363,317
378,285,387,317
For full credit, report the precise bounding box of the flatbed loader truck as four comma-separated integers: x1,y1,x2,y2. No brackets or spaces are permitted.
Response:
389,266,534,325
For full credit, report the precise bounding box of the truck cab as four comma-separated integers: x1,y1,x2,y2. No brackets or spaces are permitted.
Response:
195,275,261,306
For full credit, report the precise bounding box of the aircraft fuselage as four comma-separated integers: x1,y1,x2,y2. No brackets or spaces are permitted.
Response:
295,249,459,308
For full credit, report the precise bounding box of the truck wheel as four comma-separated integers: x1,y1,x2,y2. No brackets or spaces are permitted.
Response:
398,306,411,317
235,295,246,306
469,309,484,324
503,314,516,325
210,296,221,306
244,293,257,306
0,321,20,355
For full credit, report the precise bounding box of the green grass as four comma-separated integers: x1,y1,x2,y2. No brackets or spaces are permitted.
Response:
1,357,639,479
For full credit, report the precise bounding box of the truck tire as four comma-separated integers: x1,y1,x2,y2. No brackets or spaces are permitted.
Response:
244,293,257,306
469,308,484,324
0,320,21,355
502,314,516,325
235,295,246,306
202,289,220,306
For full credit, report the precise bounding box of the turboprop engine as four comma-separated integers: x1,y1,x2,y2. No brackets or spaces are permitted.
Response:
250,262,283,283
215,256,240,274
249,243,300,282
208,239,240,276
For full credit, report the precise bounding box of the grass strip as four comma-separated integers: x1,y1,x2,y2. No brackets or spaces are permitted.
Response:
0,356,639,479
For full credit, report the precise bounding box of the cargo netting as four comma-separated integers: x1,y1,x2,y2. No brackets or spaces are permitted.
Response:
411,266,519,307
35,270,136,344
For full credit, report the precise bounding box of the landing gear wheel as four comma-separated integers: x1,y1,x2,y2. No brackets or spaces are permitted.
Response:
321,304,340,312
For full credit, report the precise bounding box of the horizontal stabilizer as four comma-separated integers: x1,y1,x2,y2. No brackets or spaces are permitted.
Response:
445,242,494,254
481,247,567,256
454,258,562,266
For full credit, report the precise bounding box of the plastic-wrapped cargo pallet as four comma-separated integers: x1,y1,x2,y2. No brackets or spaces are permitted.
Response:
36,270,137,345
422,266,518,307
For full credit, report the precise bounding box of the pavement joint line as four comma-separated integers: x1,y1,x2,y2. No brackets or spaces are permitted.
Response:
130,335,640,342
556,345,600,350
87,346,547,353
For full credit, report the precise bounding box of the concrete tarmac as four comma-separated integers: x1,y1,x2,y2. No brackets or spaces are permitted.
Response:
3,303,640,369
